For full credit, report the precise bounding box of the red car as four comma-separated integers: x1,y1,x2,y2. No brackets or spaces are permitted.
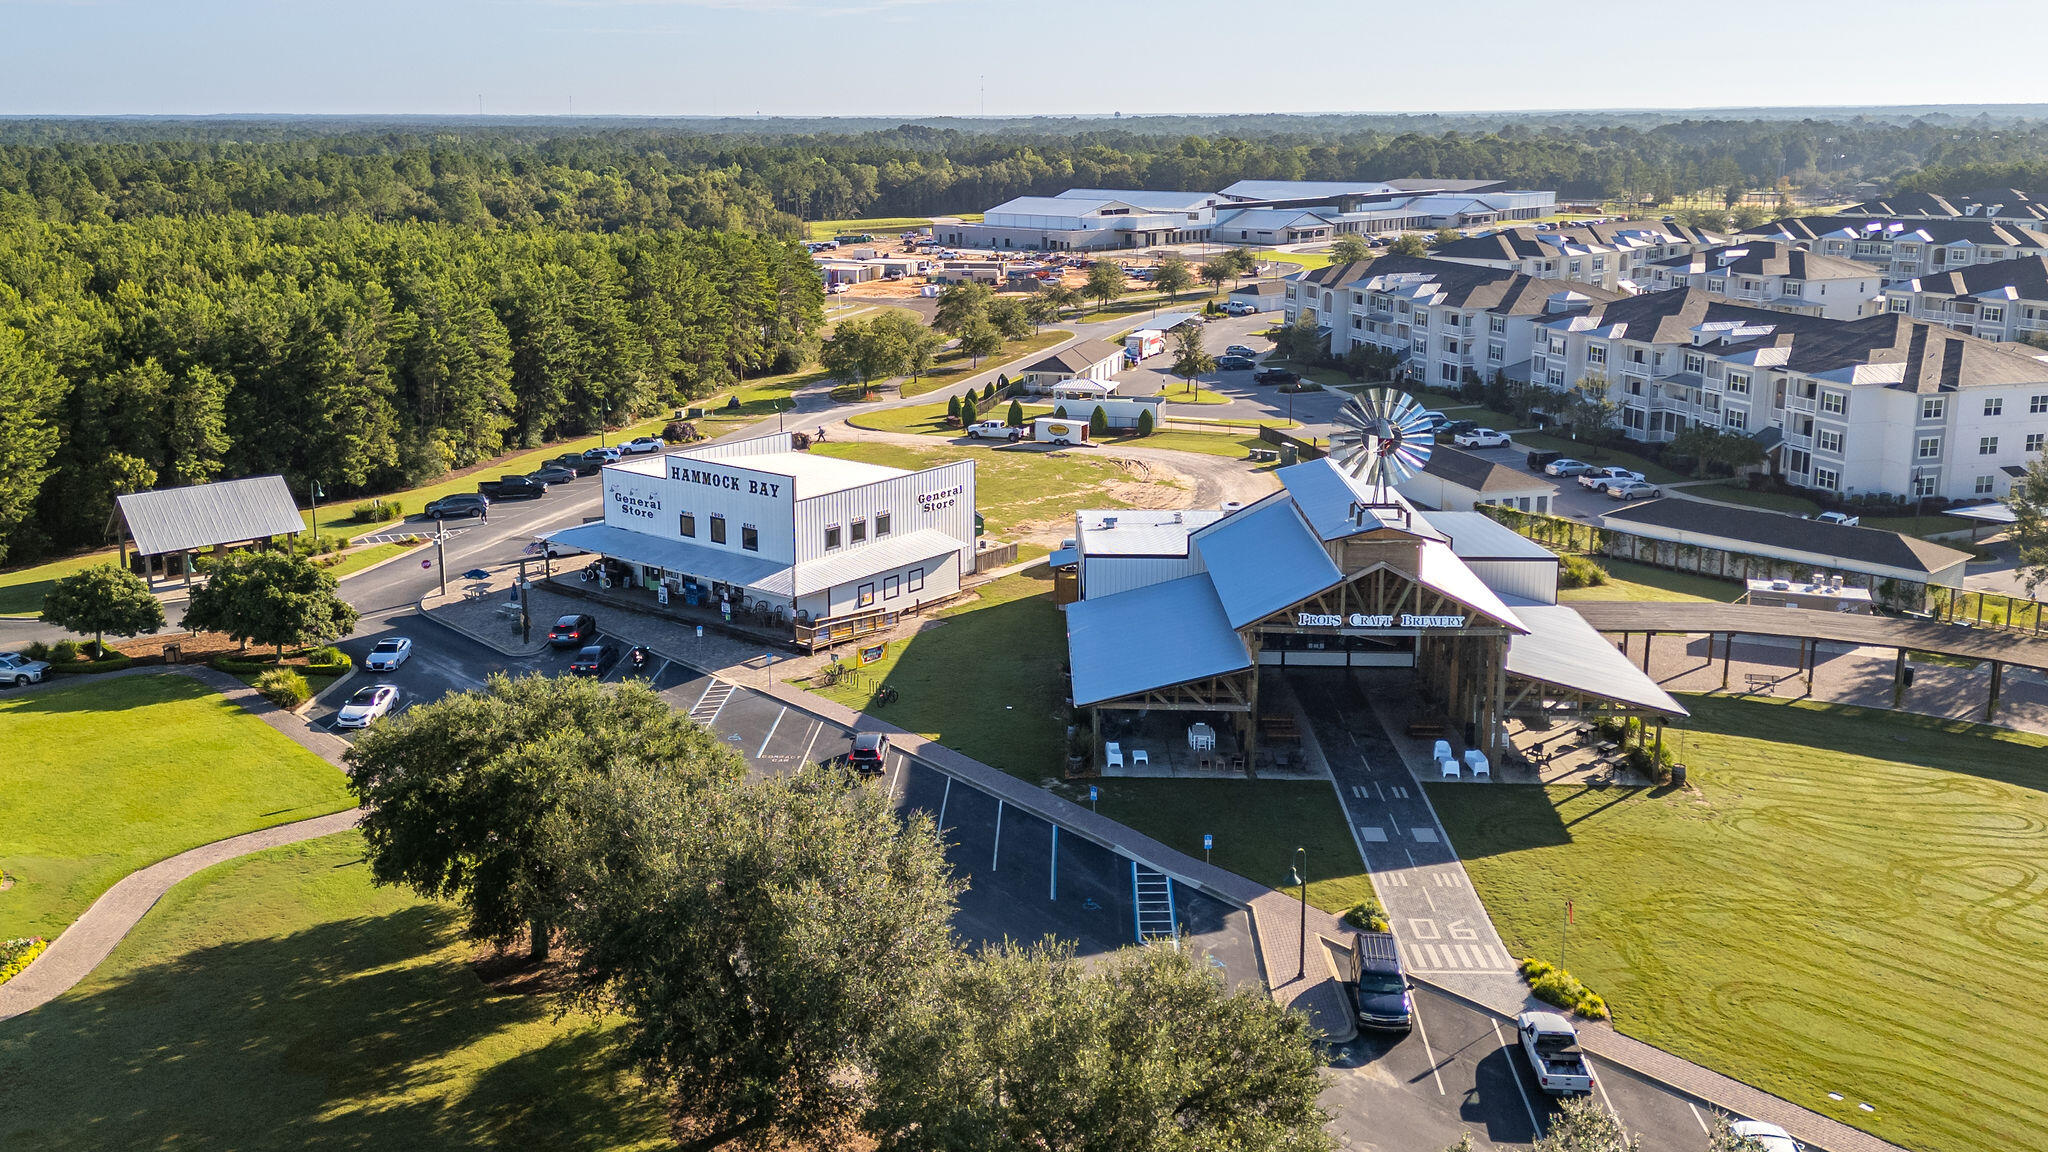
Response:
547,613,597,648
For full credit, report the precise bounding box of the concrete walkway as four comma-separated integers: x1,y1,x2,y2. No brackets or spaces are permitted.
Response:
0,664,360,1022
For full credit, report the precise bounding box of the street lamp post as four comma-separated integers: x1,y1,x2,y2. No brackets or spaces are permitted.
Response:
1291,846,1308,981
310,481,324,544
434,525,448,597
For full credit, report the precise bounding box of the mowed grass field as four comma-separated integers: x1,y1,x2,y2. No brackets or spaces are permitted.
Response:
1093,779,1372,915
0,833,668,1152
1558,557,1745,604
1428,695,2048,1152
0,675,357,941
809,440,1182,542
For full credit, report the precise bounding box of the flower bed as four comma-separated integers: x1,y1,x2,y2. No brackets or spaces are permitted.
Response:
1,936,49,986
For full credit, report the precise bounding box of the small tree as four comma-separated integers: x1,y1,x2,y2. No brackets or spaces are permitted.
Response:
1006,398,1025,427
1024,292,1061,333
981,380,995,401
959,393,979,424
1085,260,1127,309
1135,407,1155,437
1199,258,1231,295
1388,234,1429,257
1152,252,1195,300
1565,374,1622,449
1226,247,1259,282
946,394,961,420
1089,405,1110,438
932,281,993,335
1328,235,1372,263
1434,227,1463,247
1533,1094,1641,1152
1169,323,1216,394
1041,281,1080,318
986,296,1032,340
41,563,164,651
2009,447,2048,595
181,549,358,660
956,316,1003,367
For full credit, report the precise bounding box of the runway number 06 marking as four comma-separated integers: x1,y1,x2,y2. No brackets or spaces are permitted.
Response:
1405,918,1479,941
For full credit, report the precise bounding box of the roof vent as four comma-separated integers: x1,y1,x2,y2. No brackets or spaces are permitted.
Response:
1100,516,1117,529
1172,512,1183,524
1771,580,1791,591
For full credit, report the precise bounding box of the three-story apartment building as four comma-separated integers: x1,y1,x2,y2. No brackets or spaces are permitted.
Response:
1880,255,2048,344
1641,241,1881,320
1747,217,2048,284
1430,221,1724,292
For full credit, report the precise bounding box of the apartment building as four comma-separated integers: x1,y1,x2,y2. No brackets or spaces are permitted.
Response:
1431,221,1724,291
1747,216,2048,283
1527,288,2048,501
1881,255,2048,344
1641,241,1881,320
1834,189,2048,226
1284,255,1620,389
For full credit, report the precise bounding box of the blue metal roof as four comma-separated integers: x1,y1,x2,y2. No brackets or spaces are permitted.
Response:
1276,458,1403,541
1064,575,1251,707
1193,500,1342,629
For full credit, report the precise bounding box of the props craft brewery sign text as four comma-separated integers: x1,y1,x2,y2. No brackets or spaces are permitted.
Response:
1295,611,1468,629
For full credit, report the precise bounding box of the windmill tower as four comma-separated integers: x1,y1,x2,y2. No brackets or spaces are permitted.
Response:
1327,389,1435,523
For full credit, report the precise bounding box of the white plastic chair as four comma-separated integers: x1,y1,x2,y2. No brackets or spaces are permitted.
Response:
1432,739,1454,763
1105,742,1125,770
1130,748,1149,768
1464,749,1491,780
1439,758,1460,780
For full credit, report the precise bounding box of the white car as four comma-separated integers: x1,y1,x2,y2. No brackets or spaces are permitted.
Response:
1453,428,1510,449
0,651,50,687
1727,1120,1802,1152
1607,480,1661,501
334,684,401,729
1578,466,1644,491
1545,458,1594,477
830,282,851,294
623,436,666,454
1810,510,1861,526
363,637,412,672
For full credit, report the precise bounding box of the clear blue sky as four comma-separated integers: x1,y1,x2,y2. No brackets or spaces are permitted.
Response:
3,0,2043,117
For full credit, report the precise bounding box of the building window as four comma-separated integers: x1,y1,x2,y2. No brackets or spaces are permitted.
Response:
1821,391,1846,415
2032,395,2048,415
679,512,696,538
1981,436,1999,455
1488,342,1505,363
824,524,841,550
1913,475,1938,497
1782,280,1803,296
2031,433,2046,453
1977,475,1997,495
1921,397,1945,420
1919,436,1943,459
1586,344,1608,366
1724,409,1746,431
1817,429,1842,453
741,525,759,552
1889,296,1911,313
884,575,901,600
1684,353,1705,374
908,567,925,594
1726,373,1750,395
851,519,867,544
1815,468,1839,491
1986,398,2004,417
1440,362,1458,382
1983,306,2004,323
875,512,892,537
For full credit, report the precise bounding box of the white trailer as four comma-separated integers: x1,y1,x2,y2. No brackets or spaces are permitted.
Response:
1030,416,1091,446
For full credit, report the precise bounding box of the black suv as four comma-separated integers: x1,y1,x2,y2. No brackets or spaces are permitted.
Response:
424,493,490,519
1349,931,1413,1031
1252,367,1299,386
550,453,604,476
1526,449,1565,472
1216,355,1256,372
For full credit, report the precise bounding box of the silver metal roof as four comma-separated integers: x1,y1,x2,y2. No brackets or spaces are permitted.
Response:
767,529,963,598
1064,574,1251,707
543,522,789,592
1276,458,1405,541
1193,500,1342,629
1506,606,1687,716
1419,512,1559,562
1075,509,1226,558
116,475,304,557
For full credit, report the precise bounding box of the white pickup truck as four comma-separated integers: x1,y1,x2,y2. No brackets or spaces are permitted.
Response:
1516,1011,1594,1095
966,420,1021,441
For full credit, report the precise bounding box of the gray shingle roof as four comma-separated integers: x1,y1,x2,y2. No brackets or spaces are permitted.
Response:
117,475,305,556
1024,338,1124,375
1421,447,1556,495
1600,499,1971,576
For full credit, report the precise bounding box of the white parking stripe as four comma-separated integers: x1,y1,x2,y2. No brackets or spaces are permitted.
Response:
798,719,823,767
1491,1018,1545,1136
1688,1103,1711,1135
1596,1066,1624,1127
755,707,785,758
935,776,952,833
991,800,1004,871
1409,995,1448,1096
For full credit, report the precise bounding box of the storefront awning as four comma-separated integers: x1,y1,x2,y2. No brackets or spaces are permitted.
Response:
542,522,791,591
1505,605,1687,716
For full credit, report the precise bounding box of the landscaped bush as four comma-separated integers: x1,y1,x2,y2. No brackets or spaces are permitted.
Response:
22,640,49,661
306,646,351,673
49,651,134,674
1557,554,1608,589
1519,958,1609,1020
0,936,49,987
49,639,78,663
211,655,279,674
254,667,312,709
348,498,402,523
1343,895,1389,933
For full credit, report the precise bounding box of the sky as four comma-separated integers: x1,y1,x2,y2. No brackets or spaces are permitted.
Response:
3,0,2046,118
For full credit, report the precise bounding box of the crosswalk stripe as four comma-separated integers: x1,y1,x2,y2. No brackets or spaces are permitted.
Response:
1452,944,1471,968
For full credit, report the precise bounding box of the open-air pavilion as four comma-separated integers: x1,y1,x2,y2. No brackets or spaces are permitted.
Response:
113,475,306,586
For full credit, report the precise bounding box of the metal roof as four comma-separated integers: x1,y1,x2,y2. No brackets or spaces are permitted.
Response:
1193,500,1342,629
1599,499,1971,578
1415,540,1527,632
1571,601,2048,673
765,529,963,598
1075,508,1225,557
116,475,305,557
1420,512,1559,561
1064,575,1252,707
543,522,790,592
1277,459,1406,541
1506,606,1686,716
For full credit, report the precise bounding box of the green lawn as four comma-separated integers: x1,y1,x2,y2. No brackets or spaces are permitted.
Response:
0,550,116,619
805,570,1069,782
1252,249,1334,272
0,674,357,942
803,217,937,240
1068,291,1223,325
0,832,667,1151
810,441,1177,542
1511,431,1687,484
1092,780,1373,915
1429,695,2048,1152
1698,482,1822,515
1120,430,1269,459
1559,557,1744,604
897,329,1073,398
845,399,1050,436
320,539,421,579
1154,385,1231,406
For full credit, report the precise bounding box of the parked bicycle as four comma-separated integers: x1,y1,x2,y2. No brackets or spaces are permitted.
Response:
874,685,899,706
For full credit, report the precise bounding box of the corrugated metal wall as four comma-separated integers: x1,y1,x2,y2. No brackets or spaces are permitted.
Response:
1461,558,1558,605
792,459,976,570
604,459,798,563
1081,555,1205,599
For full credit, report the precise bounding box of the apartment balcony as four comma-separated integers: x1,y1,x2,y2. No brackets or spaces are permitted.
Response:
1782,431,1813,451
1786,393,1818,414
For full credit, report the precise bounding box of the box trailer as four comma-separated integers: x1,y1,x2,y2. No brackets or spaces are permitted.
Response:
1030,416,1090,446
1125,329,1166,361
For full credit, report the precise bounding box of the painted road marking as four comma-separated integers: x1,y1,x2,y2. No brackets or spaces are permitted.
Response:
1049,826,1059,900
755,707,785,758
1352,785,1370,798
1409,995,1449,1097
1434,872,1464,888
991,799,1004,871
1391,785,1408,799
1492,1017,1546,1137
1687,1103,1711,1135
1411,828,1438,843
935,776,953,832
798,719,823,767
1358,826,1387,842
1382,871,1407,886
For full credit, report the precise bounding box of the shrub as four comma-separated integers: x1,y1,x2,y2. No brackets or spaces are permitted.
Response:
1557,553,1608,589
947,394,962,419
211,656,280,674
1089,405,1109,438
254,667,312,709
49,639,78,664
1343,895,1389,933
50,651,134,674
0,936,49,987
306,646,351,672
349,498,402,523
982,381,996,401
1518,958,1610,1020
23,640,49,661
1135,407,1156,437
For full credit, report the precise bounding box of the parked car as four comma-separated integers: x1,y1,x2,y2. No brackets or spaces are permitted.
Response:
1516,1011,1593,1095
622,435,666,455
550,453,603,476
1225,344,1259,359
0,651,50,687
1452,427,1511,449
1544,458,1594,477
1348,931,1414,1031
1578,466,1644,491
1809,511,1861,526
1726,1120,1802,1152
568,643,620,677
1224,300,1259,316
527,465,578,486
424,493,490,519
1607,479,1661,501
847,732,891,777
966,420,1022,441
1525,449,1564,472
1252,367,1298,386
548,613,598,648
1414,410,1449,431
334,684,401,730
477,474,547,500
1216,355,1256,371
1438,419,1479,437
363,637,412,672
581,446,623,464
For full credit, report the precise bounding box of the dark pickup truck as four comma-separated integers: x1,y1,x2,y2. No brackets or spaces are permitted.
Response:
477,474,547,500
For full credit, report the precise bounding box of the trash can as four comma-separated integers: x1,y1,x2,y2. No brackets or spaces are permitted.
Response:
1671,763,1688,786
1281,443,1299,467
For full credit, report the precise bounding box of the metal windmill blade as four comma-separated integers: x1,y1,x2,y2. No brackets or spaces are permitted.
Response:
1329,388,1434,499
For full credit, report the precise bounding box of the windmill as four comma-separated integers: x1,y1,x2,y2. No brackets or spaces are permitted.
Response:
1329,388,1435,505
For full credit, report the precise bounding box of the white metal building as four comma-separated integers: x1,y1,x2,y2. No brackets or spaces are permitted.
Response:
543,433,976,625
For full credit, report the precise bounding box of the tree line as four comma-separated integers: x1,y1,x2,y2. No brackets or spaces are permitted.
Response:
0,213,824,563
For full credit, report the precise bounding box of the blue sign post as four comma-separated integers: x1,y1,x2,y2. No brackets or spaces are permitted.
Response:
1203,834,1213,864
1089,785,1098,812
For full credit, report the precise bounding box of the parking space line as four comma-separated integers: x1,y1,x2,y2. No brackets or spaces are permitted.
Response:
991,799,1004,871
689,680,716,714
935,776,952,831
1687,1102,1710,1135
1491,1018,1545,1136
1049,826,1058,900
1596,1068,1623,1128
1409,998,1449,1096
755,707,785,758
889,753,905,800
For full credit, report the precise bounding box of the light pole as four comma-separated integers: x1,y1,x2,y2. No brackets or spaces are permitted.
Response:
434,524,448,597
309,481,324,544
1291,846,1308,981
